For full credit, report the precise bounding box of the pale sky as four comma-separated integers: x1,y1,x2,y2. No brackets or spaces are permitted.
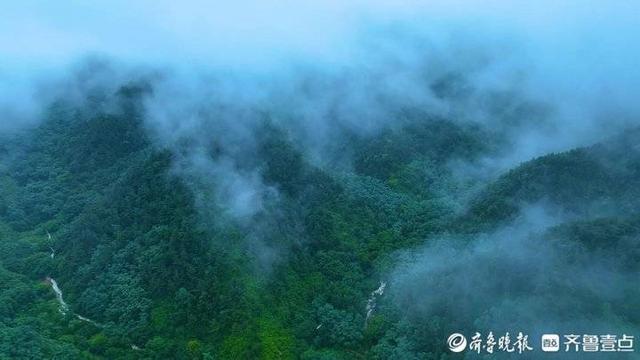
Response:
0,1,638,132
1,1,638,69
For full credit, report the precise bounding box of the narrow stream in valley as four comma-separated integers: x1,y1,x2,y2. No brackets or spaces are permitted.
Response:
44,232,143,351
45,232,99,325
365,281,386,327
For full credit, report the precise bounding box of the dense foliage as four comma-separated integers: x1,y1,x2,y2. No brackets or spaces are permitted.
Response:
0,83,638,359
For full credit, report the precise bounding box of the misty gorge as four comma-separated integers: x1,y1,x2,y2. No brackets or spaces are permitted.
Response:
0,1,639,359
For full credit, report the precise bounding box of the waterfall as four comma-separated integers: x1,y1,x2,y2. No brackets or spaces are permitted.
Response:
44,232,139,351
48,277,69,314
76,314,97,324
45,237,98,325
365,281,386,326
47,231,54,258
47,277,100,325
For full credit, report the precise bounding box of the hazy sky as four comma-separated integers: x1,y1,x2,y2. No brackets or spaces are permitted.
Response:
1,1,638,135
1,1,638,69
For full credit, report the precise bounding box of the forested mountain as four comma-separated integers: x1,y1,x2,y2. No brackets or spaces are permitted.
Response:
0,76,638,360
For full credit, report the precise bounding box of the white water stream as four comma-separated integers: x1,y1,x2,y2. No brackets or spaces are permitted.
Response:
48,277,68,314
47,277,98,324
47,231,55,259
45,232,98,325
365,281,386,326
43,233,145,351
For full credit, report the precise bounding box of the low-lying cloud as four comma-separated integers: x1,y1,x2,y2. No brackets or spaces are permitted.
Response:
1,1,639,274
390,204,639,340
